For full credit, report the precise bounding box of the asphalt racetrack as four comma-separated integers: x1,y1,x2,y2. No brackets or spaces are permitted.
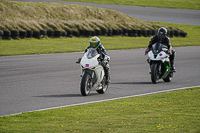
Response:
1,1,200,116
1,46,200,116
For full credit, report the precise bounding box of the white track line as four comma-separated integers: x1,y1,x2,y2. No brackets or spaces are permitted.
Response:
2,85,200,117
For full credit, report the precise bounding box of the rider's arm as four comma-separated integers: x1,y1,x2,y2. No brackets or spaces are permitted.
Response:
99,44,111,62
101,48,107,56
147,35,156,49
145,35,156,54
101,47,110,62
84,46,90,53
100,44,107,55
98,44,107,59
165,37,172,54
166,37,172,50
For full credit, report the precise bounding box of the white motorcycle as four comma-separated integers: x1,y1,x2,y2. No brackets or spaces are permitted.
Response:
146,42,174,84
78,48,109,96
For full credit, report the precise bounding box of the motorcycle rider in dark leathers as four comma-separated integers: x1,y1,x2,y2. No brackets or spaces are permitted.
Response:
145,27,176,71
76,36,111,85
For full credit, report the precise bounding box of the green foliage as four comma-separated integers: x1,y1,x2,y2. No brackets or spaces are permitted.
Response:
0,87,199,132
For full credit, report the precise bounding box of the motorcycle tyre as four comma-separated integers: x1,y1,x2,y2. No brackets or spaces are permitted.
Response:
80,72,91,96
163,72,173,82
151,63,159,84
96,76,108,94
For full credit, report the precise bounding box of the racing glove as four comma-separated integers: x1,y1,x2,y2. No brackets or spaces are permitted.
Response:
101,60,107,67
145,48,149,55
167,50,172,55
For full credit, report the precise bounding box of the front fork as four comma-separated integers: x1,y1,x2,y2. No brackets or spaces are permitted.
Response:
90,72,95,87
147,59,161,74
82,70,95,88
148,60,162,76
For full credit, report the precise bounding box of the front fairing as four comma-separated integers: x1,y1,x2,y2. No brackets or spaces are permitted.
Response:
148,43,169,63
80,48,100,69
148,51,169,61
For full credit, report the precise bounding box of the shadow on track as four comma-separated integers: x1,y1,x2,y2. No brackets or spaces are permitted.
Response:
111,81,152,85
33,93,98,98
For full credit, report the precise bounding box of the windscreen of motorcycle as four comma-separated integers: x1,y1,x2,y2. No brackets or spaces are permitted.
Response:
86,48,98,59
152,43,165,54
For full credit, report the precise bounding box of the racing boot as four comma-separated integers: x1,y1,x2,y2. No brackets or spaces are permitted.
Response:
147,59,151,74
103,63,111,85
170,52,176,72
171,61,176,72
105,73,111,85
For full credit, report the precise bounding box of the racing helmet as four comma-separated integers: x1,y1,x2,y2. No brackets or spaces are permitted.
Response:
157,27,167,39
90,36,100,48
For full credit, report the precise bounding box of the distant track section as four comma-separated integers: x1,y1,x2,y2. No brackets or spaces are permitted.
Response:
8,0,200,25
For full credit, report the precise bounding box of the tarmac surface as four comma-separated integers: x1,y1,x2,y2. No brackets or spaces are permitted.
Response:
1,46,200,116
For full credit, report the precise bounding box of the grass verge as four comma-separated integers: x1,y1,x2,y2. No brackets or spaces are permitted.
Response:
63,0,200,10
0,23,200,56
0,87,199,132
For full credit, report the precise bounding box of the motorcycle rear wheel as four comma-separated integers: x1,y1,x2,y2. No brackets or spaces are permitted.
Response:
163,72,173,82
80,72,91,96
151,63,159,84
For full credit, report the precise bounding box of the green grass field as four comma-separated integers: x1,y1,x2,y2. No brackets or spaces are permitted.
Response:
0,87,199,132
63,0,200,10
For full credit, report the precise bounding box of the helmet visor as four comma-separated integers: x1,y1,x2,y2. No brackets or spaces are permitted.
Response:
158,30,166,38
90,42,98,48
159,34,164,38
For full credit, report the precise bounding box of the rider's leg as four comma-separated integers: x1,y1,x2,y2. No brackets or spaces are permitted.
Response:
147,58,151,74
170,49,176,71
104,64,111,85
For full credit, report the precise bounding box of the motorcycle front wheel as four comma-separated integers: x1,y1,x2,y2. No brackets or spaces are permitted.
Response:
80,72,91,96
151,63,160,84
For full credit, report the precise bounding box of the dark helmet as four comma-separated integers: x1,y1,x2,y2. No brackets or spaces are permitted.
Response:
157,27,167,39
